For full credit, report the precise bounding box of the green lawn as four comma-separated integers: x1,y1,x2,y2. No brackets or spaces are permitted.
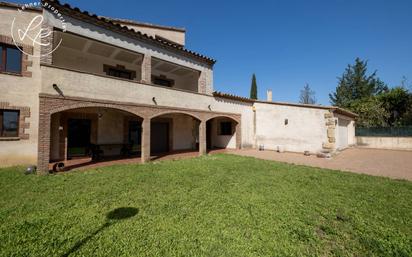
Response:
0,154,411,257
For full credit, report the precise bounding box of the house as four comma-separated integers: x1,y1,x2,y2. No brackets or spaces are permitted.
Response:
0,0,357,173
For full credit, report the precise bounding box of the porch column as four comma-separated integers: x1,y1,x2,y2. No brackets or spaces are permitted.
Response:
37,111,51,174
141,54,151,84
141,118,151,163
235,121,242,149
199,120,207,156
198,71,207,94
40,23,53,65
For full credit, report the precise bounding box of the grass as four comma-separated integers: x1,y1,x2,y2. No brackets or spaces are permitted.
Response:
0,154,411,257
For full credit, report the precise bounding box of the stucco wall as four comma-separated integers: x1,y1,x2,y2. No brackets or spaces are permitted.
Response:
169,114,197,150
210,118,237,149
356,137,412,151
254,102,329,153
0,7,41,166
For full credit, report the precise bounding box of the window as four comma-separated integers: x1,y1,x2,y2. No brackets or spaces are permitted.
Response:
152,75,174,87
220,121,233,135
107,67,132,79
0,44,22,74
0,110,20,137
103,64,135,80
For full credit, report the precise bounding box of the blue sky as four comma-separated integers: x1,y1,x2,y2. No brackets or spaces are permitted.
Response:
18,0,412,105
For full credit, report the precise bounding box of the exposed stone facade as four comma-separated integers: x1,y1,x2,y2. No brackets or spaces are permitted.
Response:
0,34,33,77
322,111,336,150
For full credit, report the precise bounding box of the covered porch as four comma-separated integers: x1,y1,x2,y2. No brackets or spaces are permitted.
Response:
40,95,241,173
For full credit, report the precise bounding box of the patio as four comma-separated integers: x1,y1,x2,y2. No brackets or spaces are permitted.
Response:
232,148,412,181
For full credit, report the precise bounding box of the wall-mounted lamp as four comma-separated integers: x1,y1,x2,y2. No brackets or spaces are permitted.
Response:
208,104,211,111
152,97,157,105
53,83,64,97
284,119,288,125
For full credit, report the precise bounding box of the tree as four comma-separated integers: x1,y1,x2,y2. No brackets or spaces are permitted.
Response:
299,83,316,104
349,97,389,127
377,87,411,126
329,58,388,108
250,74,257,99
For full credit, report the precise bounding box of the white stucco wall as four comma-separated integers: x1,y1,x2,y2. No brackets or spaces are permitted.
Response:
210,118,237,149
0,7,41,166
254,102,329,153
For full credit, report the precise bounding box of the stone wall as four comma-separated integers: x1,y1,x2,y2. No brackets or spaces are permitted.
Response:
322,111,336,151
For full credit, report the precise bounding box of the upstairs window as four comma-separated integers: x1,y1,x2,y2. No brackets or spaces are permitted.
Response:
152,75,174,87
220,121,233,135
103,64,135,80
0,44,22,74
0,110,20,137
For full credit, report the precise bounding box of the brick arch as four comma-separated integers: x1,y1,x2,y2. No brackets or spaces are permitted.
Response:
205,114,240,124
47,101,147,119
149,110,202,121
205,114,242,150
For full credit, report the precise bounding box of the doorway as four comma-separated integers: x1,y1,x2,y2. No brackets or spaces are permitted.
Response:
151,122,169,153
67,118,91,158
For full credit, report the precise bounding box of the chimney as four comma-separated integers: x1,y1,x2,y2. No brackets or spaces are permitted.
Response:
266,89,272,102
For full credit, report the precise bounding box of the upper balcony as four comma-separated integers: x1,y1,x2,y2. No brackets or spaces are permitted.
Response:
50,31,202,93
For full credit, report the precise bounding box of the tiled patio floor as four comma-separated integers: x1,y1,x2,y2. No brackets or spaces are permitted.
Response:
49,149,229,172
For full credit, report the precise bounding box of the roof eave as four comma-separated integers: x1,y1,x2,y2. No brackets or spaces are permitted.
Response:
42,0,215,65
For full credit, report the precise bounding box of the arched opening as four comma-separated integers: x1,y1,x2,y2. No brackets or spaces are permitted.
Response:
149,112,201,159
49,107,143,171
206,116,240,150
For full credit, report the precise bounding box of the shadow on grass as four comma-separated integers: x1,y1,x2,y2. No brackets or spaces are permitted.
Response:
61,207,139,257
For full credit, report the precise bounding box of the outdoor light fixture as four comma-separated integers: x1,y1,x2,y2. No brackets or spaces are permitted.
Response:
208,104,211,110
284,119,288,125
152,97,157,105
52,83,64,97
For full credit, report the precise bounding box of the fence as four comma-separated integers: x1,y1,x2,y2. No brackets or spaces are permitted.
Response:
355,127,412,137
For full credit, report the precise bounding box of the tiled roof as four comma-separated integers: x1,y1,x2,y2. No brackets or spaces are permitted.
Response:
101,16,186,32
213,91,256,103
42,0,215,65
213,91,358,118
0,1,41,11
